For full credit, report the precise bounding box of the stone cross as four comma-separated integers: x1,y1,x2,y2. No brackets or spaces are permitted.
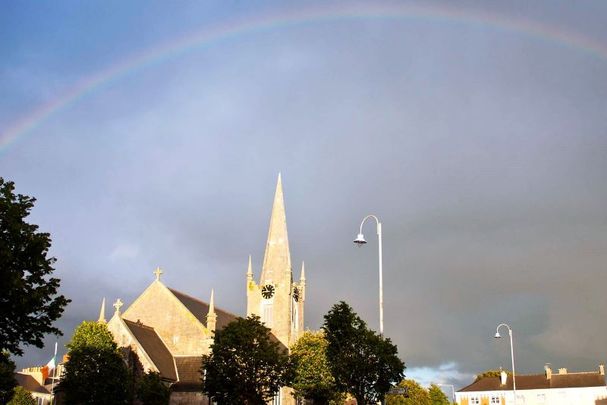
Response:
154,267,163,281
113,298,123,314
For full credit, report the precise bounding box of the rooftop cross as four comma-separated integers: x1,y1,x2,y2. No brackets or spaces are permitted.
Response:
113,298,123,314
154,267,163,281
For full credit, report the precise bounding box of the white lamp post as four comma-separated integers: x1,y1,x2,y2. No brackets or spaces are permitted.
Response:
495,323,517,405
353,214,383,335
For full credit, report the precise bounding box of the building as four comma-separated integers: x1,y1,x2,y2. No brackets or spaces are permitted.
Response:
14,363,65,405
456,365,607,405
102,174,305,404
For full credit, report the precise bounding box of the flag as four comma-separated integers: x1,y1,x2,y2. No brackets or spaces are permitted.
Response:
42,342,58,381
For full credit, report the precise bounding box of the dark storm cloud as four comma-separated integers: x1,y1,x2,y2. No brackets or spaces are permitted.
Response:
2,0,606,387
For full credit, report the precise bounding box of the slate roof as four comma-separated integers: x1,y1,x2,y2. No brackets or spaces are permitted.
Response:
459,372,606,392
174,356,203,383
168,288,237,330
123,319,177,381
15,373,50,394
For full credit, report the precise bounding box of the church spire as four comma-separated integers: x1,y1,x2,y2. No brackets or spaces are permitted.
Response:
247,255,253,281
300,261,306,282
98,297,106,323
206,289,217,332
261,173,291,282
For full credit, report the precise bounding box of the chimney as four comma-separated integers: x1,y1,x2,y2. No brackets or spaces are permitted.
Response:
500,370,508,386
545,364,552,380
599,364,605,376
558,368,567,375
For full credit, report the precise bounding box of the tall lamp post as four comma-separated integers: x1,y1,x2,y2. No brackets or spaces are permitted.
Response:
495,323,517,405
353,214,383,335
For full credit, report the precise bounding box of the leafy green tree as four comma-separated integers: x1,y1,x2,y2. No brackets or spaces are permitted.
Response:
323,301,405,405
386,379,430,405
0,352,17,404
291,331,341,404
136,371,170,405
59,321,129,405
474,369,511,382
7,386,36,405
428,384,450,405
202,315,293,404
0,178,70,356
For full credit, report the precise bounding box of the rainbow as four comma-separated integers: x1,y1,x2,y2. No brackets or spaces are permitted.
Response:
2,3,606,153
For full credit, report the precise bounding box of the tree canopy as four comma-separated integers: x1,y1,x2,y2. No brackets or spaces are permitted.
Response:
428,384,450,405
0,352,17,404
323,301,405,404
386,379,430,405
7,386,36,405
202,315,293,405
59,321,129,405
136,371,170,405
290,331,341,404
474,369,511,382
0,178,70,356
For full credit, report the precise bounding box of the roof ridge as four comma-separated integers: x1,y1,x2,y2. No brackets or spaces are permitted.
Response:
123,318,155,330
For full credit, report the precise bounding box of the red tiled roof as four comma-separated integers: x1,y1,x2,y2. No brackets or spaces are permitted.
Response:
459,373,606,392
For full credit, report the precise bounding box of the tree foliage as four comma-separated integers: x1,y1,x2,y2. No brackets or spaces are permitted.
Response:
0,352,17,404
202,315,293,405
0,178,70,356
323,301,405,405
428,384,450,405
7,386,36,405
474,369,511,382
136,371,170,405
386,379,430,405
291,331,341,404
59,321,129,405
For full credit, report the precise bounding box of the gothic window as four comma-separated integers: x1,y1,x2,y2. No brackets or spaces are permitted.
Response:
291,299,298,333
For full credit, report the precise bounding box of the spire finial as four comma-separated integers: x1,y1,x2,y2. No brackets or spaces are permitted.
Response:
98,297,106,323
154,267,163,281
209,289,215,314
207,289,217,331
300,261,306,281
113,298,124,315
247,255,253,278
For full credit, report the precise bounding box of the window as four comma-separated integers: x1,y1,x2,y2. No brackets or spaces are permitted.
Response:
262,303,273,328
491,395,500,404
536,393,546,403
272,391,281,405
470,397,480,404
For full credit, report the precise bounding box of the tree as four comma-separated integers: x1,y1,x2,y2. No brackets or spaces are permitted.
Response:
428,384,450,405
0,178,70,356
59,321,129,405
202,315,293,404
323,301,405,404
386,379,430,405
7,386,36,405
291,331,341,404
136,371,170,405
0,352,17,404
474,369,511,382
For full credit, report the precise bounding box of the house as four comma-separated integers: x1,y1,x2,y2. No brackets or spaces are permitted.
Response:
456,365,607,405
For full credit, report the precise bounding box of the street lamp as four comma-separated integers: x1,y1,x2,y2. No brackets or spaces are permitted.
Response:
353,214,383,335
495,323,517,405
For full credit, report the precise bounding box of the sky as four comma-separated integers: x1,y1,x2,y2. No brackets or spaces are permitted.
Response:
2,0,607,390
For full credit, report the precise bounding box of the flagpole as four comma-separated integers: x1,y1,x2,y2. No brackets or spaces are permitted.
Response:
50,341,57,405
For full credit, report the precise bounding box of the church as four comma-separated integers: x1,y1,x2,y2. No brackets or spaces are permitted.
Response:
101,174,306,405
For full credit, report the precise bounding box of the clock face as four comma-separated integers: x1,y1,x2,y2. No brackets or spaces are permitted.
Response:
292,287,300,302
261,284,275,299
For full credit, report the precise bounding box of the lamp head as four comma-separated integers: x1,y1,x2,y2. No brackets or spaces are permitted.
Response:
353,233,367,245
494,332,501,339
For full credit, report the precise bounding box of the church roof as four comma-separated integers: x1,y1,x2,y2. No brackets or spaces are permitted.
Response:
167,288,237,330
459,372,606,392
174,356,203,383
122,319,177,381
15,373,50,395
